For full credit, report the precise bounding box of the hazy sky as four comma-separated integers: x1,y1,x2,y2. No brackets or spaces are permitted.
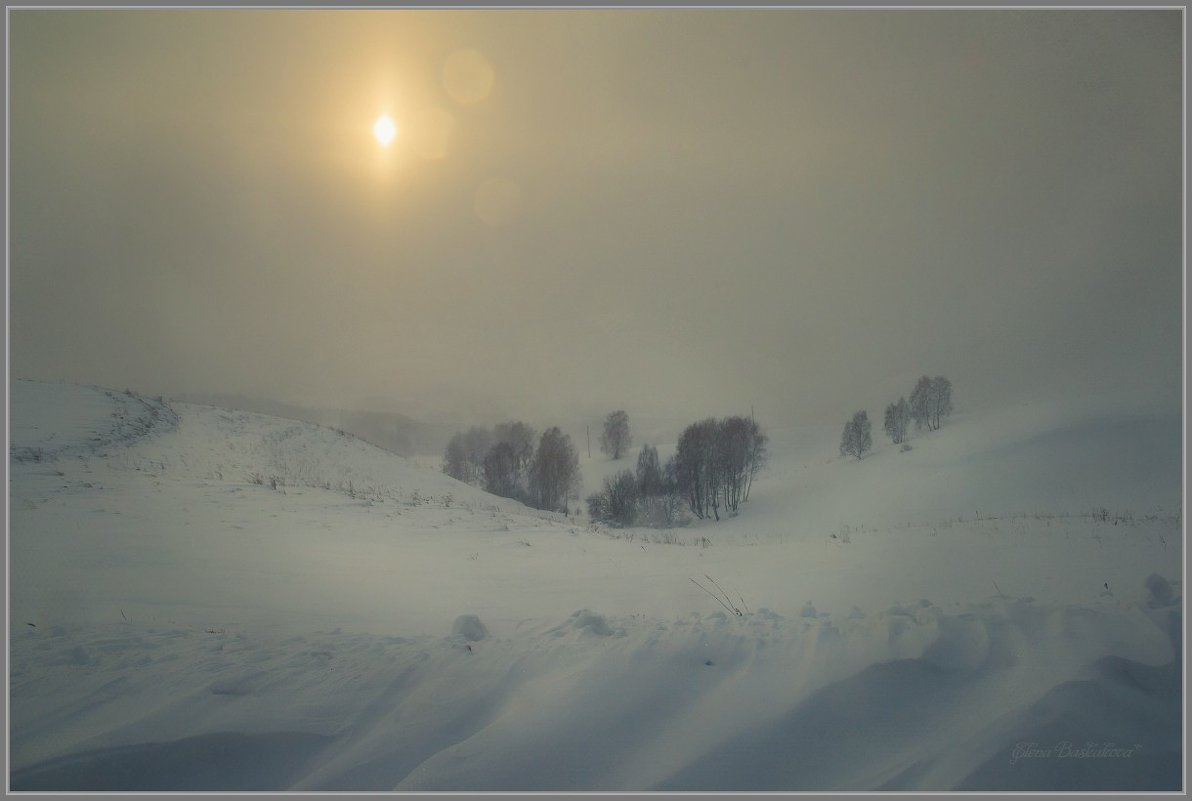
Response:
9,10,1182,429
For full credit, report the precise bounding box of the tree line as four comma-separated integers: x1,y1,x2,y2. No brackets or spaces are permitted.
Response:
444,409,768,526
840,375,953,460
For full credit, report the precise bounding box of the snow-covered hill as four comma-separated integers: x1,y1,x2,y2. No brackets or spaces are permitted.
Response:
8,380,1182,790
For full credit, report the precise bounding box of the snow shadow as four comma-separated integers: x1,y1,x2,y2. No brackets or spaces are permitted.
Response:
10,730,333,791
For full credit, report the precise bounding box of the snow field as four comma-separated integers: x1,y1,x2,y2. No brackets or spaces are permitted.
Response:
11,592,1178,790
7,380,1182,790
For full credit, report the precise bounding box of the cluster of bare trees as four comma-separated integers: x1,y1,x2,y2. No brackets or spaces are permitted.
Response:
447,408,768,525
443,421,580,513
674,416,768,521
909,375,953,432
842,375,953,460
442,426,498,485
587,444,686,528
587,415,768,527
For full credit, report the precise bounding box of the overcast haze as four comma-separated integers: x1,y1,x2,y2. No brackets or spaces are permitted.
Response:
9,10,1182,431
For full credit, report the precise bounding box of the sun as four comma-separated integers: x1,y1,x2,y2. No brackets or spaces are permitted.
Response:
373,115,397,147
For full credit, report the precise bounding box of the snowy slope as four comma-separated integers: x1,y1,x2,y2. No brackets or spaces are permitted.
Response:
8,380,1182,791
582,400,1181,544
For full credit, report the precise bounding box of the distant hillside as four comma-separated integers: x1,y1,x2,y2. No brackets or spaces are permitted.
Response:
178,392,458,458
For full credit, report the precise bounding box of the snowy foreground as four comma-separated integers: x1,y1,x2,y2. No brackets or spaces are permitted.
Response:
8,380,1183,791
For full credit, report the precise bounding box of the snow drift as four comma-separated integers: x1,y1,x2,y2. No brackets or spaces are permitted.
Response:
8,380,1182,790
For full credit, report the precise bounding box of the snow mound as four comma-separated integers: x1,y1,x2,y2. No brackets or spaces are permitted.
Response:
451,615,489,642
572,610,613,636
546,610,623,638
1145,573,1175,607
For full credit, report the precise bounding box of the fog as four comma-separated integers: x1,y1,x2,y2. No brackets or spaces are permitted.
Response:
9,10,1182,432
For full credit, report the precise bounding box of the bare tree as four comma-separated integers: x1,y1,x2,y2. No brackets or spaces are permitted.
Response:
930,376,953,430
675,418,720,520
603,470,639,527
599,410,632,460
442,433,469,482
909,376,932,431
493,422,535,473
459,426,493,483
528,427,581,513
742,417,768,502
716,416,753,514
492,421,536,493
585,491,608,522
643,454,688,528
840,410,872,460
635,444,664,497
445,420,538,495
909,375,953,431
883,397,910,444
482,441,521,499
